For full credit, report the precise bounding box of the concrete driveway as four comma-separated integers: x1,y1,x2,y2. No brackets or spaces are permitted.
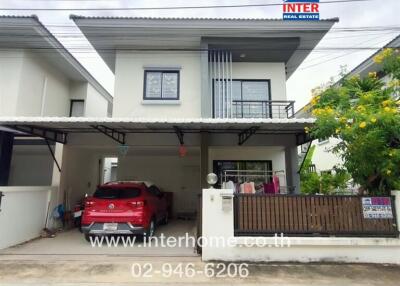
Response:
1,219,400,285
0,220,198,257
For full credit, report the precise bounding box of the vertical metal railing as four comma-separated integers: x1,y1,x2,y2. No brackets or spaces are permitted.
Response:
209,50,233,118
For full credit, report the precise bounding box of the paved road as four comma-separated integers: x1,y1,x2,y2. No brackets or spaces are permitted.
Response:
0,256,400,285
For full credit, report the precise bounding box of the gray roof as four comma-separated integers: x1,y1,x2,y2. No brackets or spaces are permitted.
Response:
71,16,338,77
70,15,339,22
344,34,400,79
0,15,113,104
0,116,314,136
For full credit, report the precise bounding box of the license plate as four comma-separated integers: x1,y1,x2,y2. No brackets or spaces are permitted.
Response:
103,223,118,231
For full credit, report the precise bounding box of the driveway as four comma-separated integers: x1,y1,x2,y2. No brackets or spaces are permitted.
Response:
1,219,400,285
0,220,198,257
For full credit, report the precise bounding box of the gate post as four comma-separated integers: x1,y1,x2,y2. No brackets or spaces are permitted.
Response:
391,190,400,235
202,188,234,261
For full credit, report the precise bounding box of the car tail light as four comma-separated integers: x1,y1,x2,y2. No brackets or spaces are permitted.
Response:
128,200,146,207
85,200,95,207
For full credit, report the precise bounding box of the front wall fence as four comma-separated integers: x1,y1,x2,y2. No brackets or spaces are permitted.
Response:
234,194,398,237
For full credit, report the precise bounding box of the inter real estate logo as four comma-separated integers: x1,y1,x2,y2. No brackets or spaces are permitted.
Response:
283,0,320,21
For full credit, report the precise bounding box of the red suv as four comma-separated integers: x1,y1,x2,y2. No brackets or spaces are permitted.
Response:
81,181,168,241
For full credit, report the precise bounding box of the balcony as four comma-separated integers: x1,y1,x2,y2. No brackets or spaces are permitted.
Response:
213,99,295,119
231,100,295,119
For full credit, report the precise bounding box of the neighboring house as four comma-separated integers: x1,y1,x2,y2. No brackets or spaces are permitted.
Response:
296,34,400,174
0,15,113,187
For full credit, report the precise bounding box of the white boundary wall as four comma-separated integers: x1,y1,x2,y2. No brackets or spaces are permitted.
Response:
0,186,58,249
202,189,400,264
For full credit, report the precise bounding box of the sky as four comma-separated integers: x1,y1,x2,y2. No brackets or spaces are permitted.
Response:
1,0,399,110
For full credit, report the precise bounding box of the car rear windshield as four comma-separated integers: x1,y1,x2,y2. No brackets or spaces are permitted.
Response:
93,187,141,199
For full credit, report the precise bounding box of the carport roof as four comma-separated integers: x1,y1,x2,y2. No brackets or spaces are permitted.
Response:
0,117,314,145
0,117,313,131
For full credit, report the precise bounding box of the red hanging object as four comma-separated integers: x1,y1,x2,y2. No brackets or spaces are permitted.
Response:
179,144,187,157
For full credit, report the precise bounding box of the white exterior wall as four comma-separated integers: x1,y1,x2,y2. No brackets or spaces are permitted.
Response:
312,138,344,172
232,62,287,101
0,50,110,118
16,52,70,116
59,146,100,208
0,50,23,116
113,52,287,118
69,82,87,101
113,51,202,118
202,188,400,264
0,186,58,249
85,84,109,117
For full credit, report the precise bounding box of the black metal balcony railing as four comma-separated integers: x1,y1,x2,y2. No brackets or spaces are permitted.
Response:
231,100,295,119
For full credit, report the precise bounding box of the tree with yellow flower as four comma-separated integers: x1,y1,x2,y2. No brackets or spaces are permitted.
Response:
309,48,400,195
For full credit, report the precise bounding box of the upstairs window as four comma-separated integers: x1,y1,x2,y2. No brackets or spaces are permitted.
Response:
144,70,180,100
69,100,84,117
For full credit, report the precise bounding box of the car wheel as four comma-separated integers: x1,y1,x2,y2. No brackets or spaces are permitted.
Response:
144,218,156,238
84,234,94,242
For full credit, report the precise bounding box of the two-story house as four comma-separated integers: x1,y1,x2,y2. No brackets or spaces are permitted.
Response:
0,15,113,187
0,17,337,249
55,16,335,213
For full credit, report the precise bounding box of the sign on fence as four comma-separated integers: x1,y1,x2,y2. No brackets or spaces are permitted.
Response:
362,197,393,219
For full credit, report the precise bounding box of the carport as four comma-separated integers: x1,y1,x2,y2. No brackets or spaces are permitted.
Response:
0,117,313,255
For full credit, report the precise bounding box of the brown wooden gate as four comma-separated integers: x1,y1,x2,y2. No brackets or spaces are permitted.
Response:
234,194,398,237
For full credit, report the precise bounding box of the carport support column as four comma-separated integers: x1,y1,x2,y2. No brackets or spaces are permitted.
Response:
285,146,300,194
51,143,64,186
0,131,14,186
200,132,209,189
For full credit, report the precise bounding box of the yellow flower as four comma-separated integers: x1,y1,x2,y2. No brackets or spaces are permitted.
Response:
339,116,347,123
312,108,321,116
382,99,392,107
368,72,377,78
335,128,341,134
373,48,393,63
321,106,334,115
310,98,317,106
370,117,377,123
382,48,393,58
386,169,392,176
384,106,391,112
374,54,384,64
357,105,366,112
359,122,367,128
304,127,310,134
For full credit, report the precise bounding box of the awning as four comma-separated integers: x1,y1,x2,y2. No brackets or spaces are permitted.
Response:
0,117,314,145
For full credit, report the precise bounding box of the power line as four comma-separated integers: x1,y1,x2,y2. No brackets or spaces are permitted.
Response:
0,46,396,52
0,0,374,11
0,30,396,41
296,33,395,70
